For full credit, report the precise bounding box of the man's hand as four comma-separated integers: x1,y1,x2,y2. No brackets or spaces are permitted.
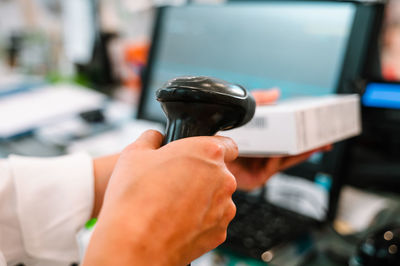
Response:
228,89,332,191
227,146,331,191
91,88,332,216
84,130,238,266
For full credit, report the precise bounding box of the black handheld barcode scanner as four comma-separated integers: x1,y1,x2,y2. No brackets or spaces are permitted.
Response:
156,76,256,144
156,76,255,265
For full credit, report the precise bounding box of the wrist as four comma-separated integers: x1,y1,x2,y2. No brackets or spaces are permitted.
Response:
92,153,120,218
85,210,177,266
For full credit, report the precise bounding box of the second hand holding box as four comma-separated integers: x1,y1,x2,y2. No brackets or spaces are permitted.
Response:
220,94,361,156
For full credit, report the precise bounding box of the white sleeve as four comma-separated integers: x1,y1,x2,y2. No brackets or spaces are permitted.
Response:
0,153,94,263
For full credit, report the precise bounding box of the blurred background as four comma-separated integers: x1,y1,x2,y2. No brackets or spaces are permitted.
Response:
0,0,398,101
0,0,399,146
0,0,227,99
1,1,400,266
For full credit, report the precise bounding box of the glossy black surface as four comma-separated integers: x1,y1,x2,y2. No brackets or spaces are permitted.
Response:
157,76,255,144
159,76,247,98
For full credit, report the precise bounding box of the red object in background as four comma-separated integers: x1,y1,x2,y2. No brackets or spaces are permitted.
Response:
382,64,399,81
123,43,150,91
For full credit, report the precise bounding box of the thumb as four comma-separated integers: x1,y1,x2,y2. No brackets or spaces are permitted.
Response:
128,130,164,150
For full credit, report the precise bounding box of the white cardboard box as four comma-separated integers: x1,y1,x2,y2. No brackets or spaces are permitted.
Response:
220,94,361,156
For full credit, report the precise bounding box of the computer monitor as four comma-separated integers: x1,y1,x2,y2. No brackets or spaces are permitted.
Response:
138,1,380,124
137,1,383,222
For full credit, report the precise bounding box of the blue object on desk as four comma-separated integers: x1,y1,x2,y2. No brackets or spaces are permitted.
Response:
0,76,45,98
362,82,400,109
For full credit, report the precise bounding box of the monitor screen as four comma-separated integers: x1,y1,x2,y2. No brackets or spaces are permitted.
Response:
363,82,400,109
140,2,357,123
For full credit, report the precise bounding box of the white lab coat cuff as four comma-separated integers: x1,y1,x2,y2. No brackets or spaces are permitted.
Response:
9,153,94,262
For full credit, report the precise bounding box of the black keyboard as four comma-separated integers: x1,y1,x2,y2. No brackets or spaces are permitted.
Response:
221,190,316,259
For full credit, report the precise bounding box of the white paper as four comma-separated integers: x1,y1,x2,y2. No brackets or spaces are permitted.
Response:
67,120,164,156
0,84,105,138
335,186,389,232
121,0,187,12
266,173,329,221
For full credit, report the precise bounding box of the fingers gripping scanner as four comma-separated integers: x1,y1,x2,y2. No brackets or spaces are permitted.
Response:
156,76,255,265
156,76,256,145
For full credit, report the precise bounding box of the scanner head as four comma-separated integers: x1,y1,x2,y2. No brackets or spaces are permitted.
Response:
156,76,255,143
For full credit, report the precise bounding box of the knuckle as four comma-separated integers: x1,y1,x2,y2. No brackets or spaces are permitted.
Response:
220,136,238,157
219,231,228,244
225,173,237,195
147,129,161,136
229,138,239,153
226,200,237,222
205,141,224,159
213,231,228,247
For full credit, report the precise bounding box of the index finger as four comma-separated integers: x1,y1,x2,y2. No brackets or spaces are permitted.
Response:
166,135,239,162
212,135,239,163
